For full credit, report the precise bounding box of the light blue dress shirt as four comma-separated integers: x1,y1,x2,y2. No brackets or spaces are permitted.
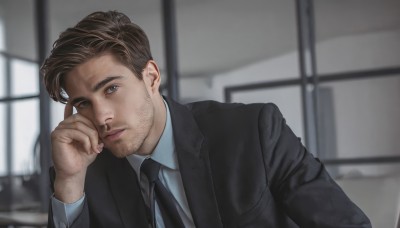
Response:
51,100,195,228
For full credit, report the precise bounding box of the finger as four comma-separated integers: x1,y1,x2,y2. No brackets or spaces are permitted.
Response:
64,102,74,120
52,128,93,154
59,114,97,131
56,122,101,153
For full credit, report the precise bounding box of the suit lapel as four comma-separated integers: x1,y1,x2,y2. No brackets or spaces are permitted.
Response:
166,98,223,228
106,157,148,228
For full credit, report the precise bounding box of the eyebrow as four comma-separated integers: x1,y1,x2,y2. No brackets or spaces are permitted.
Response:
93,76,123,92
70,76,123,106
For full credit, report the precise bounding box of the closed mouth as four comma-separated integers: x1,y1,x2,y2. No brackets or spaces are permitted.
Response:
104,129,125,141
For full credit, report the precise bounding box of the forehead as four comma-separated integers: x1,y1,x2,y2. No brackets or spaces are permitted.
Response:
63,53,136,95
66,54,129,81
70,53,121,75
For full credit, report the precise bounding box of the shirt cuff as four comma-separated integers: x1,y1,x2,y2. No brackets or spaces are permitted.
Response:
51,194,85,228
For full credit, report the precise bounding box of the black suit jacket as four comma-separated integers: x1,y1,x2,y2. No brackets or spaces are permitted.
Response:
49,98,371,228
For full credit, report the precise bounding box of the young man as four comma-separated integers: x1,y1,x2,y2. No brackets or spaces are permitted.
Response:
41,11,371,228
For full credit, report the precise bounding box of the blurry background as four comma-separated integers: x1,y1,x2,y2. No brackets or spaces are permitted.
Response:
0,0,399,227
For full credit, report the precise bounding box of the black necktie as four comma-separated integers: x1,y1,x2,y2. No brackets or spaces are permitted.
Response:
141,158,185,228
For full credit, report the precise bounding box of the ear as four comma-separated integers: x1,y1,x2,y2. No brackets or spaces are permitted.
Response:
143,60,161,95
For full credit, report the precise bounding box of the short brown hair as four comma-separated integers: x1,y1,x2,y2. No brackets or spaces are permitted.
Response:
41,10,153,103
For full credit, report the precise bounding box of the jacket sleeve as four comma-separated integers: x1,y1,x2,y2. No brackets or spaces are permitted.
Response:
259,103,371,228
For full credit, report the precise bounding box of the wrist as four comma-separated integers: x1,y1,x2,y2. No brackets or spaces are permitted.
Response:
54,172,86,203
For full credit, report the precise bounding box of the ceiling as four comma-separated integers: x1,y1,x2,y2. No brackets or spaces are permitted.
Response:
29,0,400,78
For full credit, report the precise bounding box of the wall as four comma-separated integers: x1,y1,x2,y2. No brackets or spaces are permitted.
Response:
1,0,36,60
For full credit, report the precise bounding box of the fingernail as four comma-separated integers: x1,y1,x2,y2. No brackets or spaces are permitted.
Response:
97,143,104,153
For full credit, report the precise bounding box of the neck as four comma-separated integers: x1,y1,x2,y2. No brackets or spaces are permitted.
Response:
138,95,167,156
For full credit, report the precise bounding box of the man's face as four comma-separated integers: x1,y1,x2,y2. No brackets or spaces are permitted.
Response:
64,53,162,157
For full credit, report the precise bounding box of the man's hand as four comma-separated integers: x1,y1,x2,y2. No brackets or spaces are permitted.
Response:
51,103,103,203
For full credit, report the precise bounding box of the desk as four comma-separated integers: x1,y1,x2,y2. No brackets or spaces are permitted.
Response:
0,211,47,227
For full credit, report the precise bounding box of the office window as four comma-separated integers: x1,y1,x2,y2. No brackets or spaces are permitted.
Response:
0,103,5,176
0,20,6,176
11,100,39,174
320,75,400,176
0,56,5,97
231,86,304,140
9,59,39,175
0,22,39,176
0,19,4,51
11,59,39,96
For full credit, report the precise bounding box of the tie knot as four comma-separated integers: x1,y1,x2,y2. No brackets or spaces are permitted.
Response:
141,158,161,183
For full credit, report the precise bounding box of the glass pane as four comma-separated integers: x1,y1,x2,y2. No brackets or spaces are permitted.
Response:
0,55,5,97
11,99,39,175
0,104,6,176
0,16,7,99
11,59,38,96
314,1,400,74
231,86,304,141
0,18,5,51
319,75,400,176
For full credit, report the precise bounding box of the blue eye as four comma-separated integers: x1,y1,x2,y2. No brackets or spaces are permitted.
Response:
106,85,119,94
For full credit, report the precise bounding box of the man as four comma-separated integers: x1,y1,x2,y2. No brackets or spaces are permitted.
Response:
41,10,371,228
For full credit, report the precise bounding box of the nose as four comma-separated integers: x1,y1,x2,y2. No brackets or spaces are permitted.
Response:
92,101,113,129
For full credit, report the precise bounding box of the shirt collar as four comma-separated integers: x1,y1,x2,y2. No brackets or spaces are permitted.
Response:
126,99,178,180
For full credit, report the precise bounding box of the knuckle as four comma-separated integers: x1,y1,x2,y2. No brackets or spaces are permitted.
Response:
50,130,58,139
71,122,79,128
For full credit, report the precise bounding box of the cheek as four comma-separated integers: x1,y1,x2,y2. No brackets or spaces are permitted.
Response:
114,94,144,120
115,85,153,122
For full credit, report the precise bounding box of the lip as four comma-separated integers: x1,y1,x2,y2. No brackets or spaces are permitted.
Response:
104,129,125,142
